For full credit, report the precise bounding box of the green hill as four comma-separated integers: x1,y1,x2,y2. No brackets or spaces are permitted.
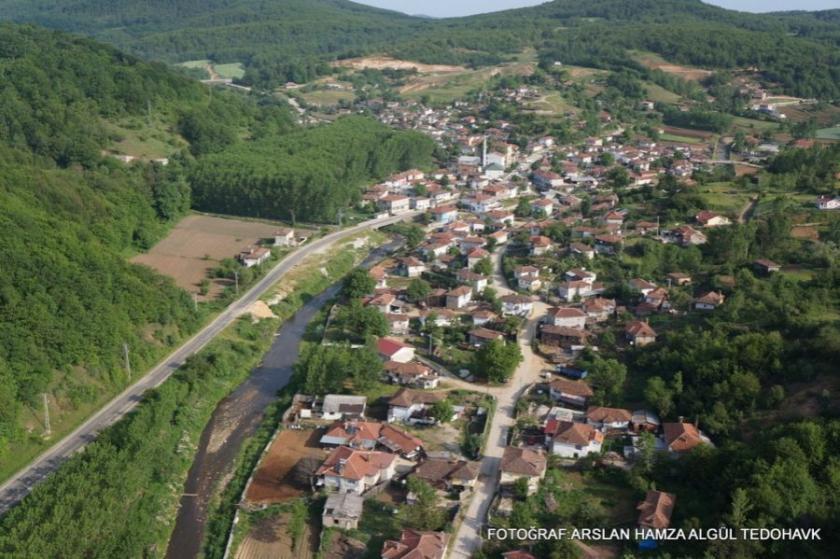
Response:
0,22,433,467
1,0,840,98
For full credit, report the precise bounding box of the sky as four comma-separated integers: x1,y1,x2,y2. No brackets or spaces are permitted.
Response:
356,0,838,18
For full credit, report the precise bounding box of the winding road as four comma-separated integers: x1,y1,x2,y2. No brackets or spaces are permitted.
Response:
0,211,417,517
448,248,549,558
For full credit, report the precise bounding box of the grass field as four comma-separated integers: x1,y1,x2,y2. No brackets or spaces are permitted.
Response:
215,62,245,80
696,182,751,214
645,82,681,104
103,116,186,159
300,88,354,106
816,126,840,140
526,91,578,115
730,116,779,134
659,132,704,144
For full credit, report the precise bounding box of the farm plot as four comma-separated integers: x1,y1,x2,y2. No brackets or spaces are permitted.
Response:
632,51,712,81
244,429,327,505
131,214,288,297
235,512,316,559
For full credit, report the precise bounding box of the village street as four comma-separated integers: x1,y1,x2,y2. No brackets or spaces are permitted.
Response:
448,247,549,558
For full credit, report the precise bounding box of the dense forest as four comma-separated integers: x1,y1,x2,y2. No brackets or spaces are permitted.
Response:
2,1,840,98
0,25,216,459
189,116,436,222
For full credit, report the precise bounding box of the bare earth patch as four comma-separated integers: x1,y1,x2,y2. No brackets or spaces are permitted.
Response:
333,56,464,73
245,429,327,505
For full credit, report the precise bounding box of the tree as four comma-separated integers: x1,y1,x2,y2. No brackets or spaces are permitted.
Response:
343,268,375,299
335,300,388,339
474,339,523,383
513,477,530,499
429,399,454,423
580,355,626,405
644,376,674,417
606,166,631,189
399,478,446,531
406,278,432,303
473,257,493,276
515,197,532,218
297,343,381,394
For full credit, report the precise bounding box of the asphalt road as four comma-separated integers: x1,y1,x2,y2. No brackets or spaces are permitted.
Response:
0,211,416,517
449,247,549,558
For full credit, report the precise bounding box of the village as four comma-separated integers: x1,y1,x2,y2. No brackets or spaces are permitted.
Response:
222,83,835,559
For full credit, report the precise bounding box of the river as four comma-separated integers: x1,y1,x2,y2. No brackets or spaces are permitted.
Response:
165,239,401,559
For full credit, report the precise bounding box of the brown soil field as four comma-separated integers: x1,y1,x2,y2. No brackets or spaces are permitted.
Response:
791,225,819,241
131,214,286,297
235,512,317,559
734,164,760,176
333,56,465,74
245,429,327,505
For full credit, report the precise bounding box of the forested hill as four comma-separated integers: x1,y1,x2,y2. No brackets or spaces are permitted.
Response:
0,24,212,459
0,0,429,82
2,1,840,99
0,22,434,462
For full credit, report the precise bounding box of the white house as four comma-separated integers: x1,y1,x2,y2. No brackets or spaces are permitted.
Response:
694,291,726,311
544,307,586,329
378,195,411,215
446,286,473,309
399,257,426,278
500,294,534,317
273,228,296,247
315,446,396,494
515,266,541,291
239,246,271,268
321,395,368,420
585,406,632,431
432,205,458,223
817,196,840,210
549,378,593,407
387,389,447,424
545,420,603,458
377,338,416,363
499,447,547,495
557,280,594,302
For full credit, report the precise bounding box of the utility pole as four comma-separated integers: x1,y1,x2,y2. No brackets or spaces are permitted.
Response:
146,99,152,126
43,393,51,437
234,270,240,294
193,292,198,311
123,342,132,382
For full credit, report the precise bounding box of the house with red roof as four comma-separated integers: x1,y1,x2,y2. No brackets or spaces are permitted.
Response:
315,446,397,494
377,338,416,363
381,529,449,559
